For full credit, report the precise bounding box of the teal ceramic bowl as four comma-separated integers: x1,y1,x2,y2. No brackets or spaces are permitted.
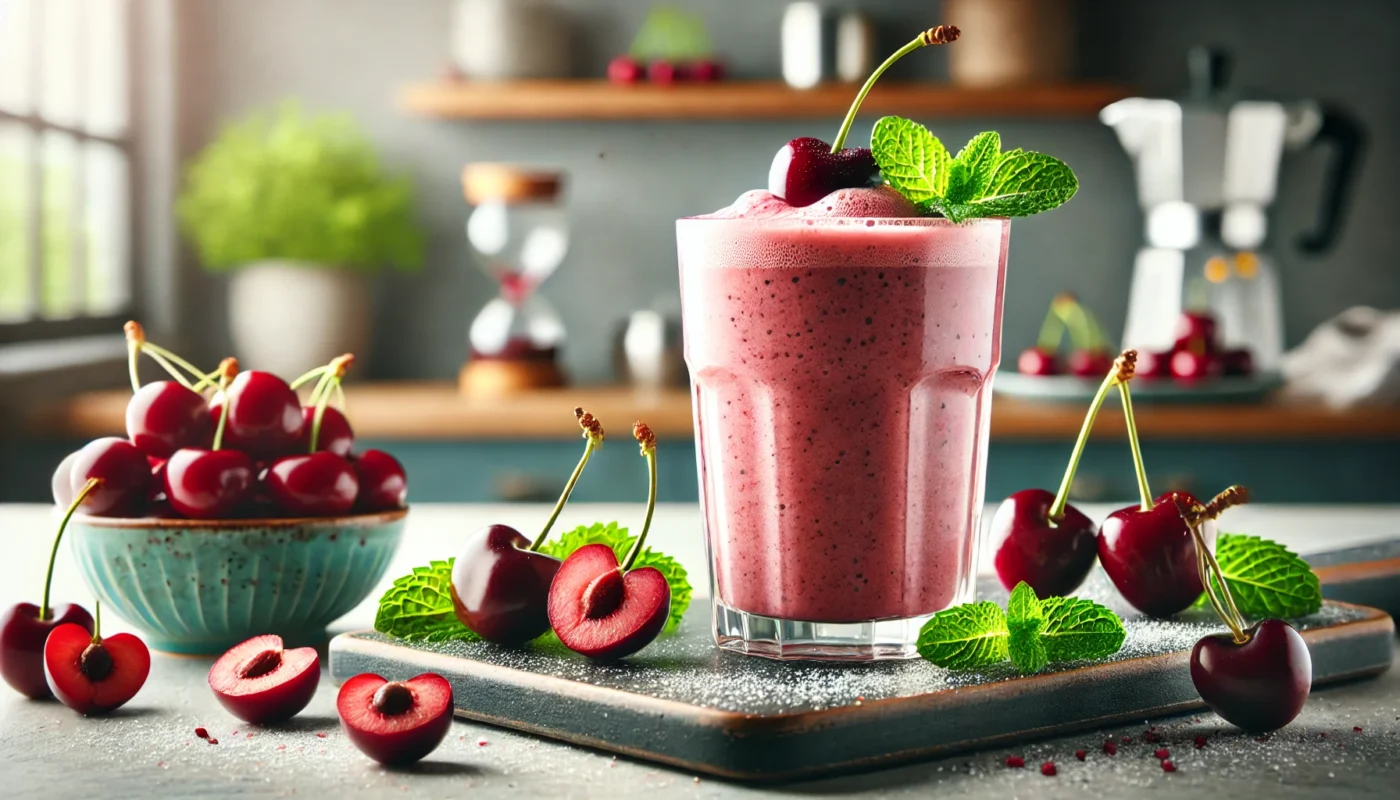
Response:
67,509,406,655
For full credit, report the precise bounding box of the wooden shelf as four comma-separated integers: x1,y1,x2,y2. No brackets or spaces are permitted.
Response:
30,382,1400,442
398,80,1131,121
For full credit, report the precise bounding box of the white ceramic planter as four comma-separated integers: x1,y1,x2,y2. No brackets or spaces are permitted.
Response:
228,260,371,379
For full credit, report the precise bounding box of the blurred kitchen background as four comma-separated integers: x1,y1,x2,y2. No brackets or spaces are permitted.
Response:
2,0,1398,505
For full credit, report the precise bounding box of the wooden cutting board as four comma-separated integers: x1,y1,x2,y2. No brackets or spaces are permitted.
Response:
328,573,1394,780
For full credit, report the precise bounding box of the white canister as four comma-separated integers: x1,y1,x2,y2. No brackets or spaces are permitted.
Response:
451,0,574,80
781,2,824,90
835,13,874,83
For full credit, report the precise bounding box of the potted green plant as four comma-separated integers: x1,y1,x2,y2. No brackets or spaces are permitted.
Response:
177,103,423,377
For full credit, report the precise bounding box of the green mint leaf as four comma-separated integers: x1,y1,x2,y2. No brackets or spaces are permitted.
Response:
957,148,1079,220
1005,582,1049,674
1200,533,1323,618
374,559,480,643
916,601,1009,669
953,131,1001,199
871,116,950,206
1039,596,1127,662
942,161,976,204
538,521,692,631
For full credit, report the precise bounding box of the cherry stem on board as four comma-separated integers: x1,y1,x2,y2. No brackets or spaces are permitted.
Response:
308,354,354,453
211,358,239,451
1116,357,1153,511
1176,489,1252,643
620,422,658,573
529,408,606,552
39,478,101,621
829,24,960,152
1047,350,1137,521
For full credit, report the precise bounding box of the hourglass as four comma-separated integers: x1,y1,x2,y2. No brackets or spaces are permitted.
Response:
459,164,570,395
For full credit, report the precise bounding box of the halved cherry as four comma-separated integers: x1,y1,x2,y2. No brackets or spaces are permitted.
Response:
337,673,453,766
44,620,150,715
208,634,320,724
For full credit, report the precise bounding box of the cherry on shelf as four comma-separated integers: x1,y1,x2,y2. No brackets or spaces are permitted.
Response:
1068,349,1113,378
607,55,644,84
1016,347,1059,376
337,673,453,766
451,408,605,644
548,422,670,660
209,634,320,724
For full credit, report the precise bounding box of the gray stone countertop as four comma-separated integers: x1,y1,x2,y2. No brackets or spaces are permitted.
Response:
3,503,1398,799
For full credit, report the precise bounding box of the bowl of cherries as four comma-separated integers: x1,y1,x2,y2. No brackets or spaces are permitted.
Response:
50,323,409,655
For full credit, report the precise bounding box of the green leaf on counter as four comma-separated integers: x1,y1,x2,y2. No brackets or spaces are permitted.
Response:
1039,596,1127,663
916,601,1009,669
374,559,480,643
1198,533,1323,618
1006,582,1049,674
538,521,692,632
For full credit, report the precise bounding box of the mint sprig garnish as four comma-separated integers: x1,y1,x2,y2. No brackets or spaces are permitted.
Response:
1194,533,1322,618
918,582,1125,674
373,559,480,643
872,117,1078,223
1006,582,1049,674
537,521,692,632
915,601,1009,669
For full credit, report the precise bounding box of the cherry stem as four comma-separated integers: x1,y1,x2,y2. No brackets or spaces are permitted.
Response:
1117,380,1153,511
126,340,141,393
211,358,238,451
529,408,605,552
621,423,658,573
307,354,353,453
39,478,100,621
1047,350,1136,521
1176,494,1251,643
1034,295,1071,352
290,365,329,391
830,25,959,152
92,600,102,644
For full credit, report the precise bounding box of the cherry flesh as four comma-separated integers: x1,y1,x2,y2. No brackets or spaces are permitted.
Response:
1017,347,1059,376
607,55,644,83
296,405,354,457
352,449,408,512
208,634,320,723
165,448,256,519
1098,491,1213,617
0,603,94,698
44,622,150,715
768,137,879,208
1191,619,1311,733
987,489,1098,597
125,381,214,460
69,437,152,516
548,544,670,660
450,525,561,645
1068,349,1113,378
265,452,359,517
337,672,453,766
215,371,304,460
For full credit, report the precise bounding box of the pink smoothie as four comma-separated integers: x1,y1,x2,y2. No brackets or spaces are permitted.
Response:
678,188,1009,623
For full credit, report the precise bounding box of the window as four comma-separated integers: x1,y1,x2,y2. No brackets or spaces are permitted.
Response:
0,0,135,345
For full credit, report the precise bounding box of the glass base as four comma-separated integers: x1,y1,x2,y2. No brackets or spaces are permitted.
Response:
712,598,933,662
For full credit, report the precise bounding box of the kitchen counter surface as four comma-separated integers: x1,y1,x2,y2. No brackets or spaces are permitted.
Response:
2,503,1398,799
29,382,1400,441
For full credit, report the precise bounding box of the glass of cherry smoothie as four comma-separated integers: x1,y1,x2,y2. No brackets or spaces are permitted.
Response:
678,189,1010,660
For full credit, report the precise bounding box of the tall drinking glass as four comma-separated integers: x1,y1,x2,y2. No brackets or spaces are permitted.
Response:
677,216,1010,660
